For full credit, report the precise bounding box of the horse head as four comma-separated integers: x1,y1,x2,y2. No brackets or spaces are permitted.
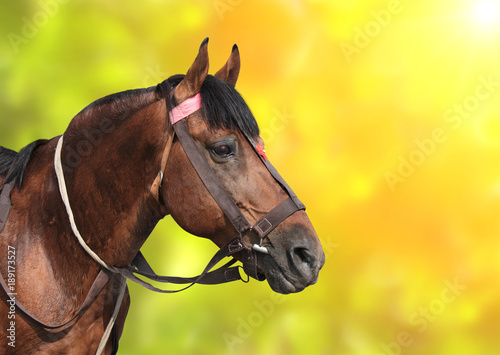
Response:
160,39,325,294
0,39,326,354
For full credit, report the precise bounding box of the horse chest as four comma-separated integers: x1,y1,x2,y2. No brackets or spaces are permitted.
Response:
1,292,118,355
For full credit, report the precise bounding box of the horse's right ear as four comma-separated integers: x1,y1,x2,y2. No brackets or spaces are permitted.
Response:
174,38,210,103
214,44,240,87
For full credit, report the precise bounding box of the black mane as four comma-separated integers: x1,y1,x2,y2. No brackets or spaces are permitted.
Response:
0,140,48,190
0,75,258,190
167,74,260,137
72,75,259,140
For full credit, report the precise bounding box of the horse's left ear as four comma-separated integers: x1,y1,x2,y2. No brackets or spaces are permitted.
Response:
175,38,210,103
214,44,240,87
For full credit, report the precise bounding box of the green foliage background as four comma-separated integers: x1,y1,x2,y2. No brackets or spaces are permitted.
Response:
1,0,500,354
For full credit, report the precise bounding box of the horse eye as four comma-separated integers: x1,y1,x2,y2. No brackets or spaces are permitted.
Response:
213,144,232,157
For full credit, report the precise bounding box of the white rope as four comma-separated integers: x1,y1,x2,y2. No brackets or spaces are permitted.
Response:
54,136,127,354
54,136,116,272
95,277,127,355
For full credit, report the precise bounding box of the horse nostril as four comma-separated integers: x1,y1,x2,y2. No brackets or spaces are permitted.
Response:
293,247,316,268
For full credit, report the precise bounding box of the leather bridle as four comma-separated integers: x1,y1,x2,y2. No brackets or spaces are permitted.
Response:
0,78,305,346
160,78,305,280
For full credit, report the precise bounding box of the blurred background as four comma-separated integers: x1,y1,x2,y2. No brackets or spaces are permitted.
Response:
1,0,500,354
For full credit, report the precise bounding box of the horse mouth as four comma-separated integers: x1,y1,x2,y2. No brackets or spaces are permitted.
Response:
243,223,325,294
263,267,309,294
256,248,320,295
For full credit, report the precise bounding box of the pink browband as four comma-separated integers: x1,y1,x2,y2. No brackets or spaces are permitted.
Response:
169,93,202,124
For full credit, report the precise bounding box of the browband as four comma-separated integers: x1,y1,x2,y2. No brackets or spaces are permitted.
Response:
169,93,202,125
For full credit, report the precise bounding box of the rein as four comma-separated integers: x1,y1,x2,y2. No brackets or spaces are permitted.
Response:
0,78,305,353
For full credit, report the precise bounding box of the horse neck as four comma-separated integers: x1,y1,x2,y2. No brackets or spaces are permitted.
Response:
60,98,168,267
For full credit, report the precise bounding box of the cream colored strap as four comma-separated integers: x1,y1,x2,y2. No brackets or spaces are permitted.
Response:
95,276,127,355
54,136,116,272
150,127,175,199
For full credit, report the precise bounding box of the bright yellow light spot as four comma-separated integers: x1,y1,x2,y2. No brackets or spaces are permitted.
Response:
473,0,500,27
347,174,373,201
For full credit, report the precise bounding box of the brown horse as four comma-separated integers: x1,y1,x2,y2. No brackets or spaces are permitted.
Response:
0,39,324,354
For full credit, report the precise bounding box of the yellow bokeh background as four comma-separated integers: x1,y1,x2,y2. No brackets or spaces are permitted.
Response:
1,0,500,354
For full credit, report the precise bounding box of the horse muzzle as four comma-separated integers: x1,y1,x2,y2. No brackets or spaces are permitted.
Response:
253,224,325,294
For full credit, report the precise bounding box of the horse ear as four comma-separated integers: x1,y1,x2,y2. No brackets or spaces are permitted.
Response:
174,38,210,103
214,44,240,87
